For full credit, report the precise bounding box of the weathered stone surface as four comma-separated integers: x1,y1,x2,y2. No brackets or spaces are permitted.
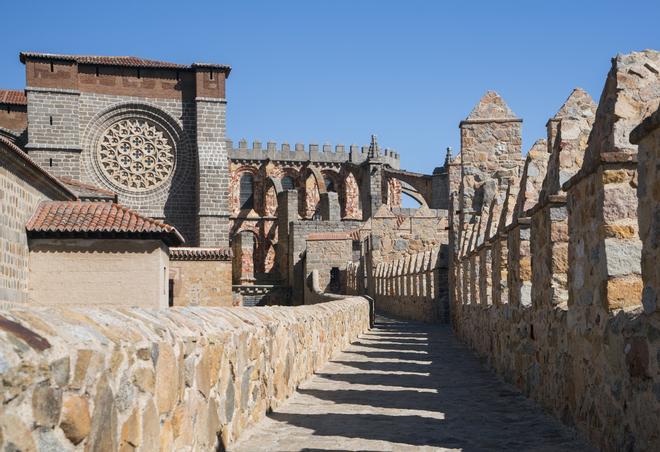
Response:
60,394,91,445
31,382,62,428
0,298,370,450
451,50,660,452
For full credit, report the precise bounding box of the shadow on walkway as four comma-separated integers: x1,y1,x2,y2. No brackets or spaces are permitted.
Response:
231,315,595,452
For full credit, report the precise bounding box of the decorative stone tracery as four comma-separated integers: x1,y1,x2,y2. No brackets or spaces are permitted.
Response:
96,118,175,192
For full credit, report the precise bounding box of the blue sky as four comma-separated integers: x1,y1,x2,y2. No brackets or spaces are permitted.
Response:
1,0,658,175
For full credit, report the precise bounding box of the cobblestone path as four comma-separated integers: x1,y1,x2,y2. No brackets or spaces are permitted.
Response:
231,316,594,452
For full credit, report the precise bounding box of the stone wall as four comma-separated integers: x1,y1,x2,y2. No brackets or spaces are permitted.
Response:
169,248,233,307
450,50,660,452
304,234,353,304
371,246,447,322
0,138,74,309
0,297,370,450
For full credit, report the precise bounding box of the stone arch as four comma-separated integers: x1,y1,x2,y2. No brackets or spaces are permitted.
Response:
300,166,326,219
263,176,283,217
230,165,259,215
401,184,427,207
321,169,340,193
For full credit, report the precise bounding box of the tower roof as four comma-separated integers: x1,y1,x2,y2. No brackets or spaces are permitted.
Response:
551,88,597,121
464,91,519,122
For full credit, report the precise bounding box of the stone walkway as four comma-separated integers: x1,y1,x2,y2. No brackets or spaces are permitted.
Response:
231,316,595,452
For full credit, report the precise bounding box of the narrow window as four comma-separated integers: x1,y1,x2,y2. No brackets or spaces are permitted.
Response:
210,70,214,80
281,175,295,191
49,158,53,167
50,62,54,72
49,116,53,126
329,267,341,293
95,66,99,77
239,173,254,210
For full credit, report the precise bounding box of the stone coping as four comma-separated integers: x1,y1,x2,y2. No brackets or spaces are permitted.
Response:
169,247,232,261
0,297,370,449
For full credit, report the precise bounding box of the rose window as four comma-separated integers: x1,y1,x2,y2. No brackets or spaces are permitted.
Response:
97,118,175,192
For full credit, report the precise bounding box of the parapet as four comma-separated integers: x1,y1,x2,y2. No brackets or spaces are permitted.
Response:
227,139,401,169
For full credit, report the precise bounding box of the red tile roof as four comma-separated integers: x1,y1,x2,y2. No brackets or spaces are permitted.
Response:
58,177,117,201
170,247,232,261
0,89,27,105
26,201,184,246
19,52,231,75
306,232,352,241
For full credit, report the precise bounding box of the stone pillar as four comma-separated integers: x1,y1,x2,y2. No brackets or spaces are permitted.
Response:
277,190,298,289
234,231,255,285
319,192,340,221
195,65,230,247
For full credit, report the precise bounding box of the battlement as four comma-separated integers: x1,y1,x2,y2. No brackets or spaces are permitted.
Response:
227,139,400,169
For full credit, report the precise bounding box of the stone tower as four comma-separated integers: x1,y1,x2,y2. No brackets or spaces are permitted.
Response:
457,91,523,215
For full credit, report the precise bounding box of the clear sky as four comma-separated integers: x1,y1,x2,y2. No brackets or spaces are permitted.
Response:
1,0,658,175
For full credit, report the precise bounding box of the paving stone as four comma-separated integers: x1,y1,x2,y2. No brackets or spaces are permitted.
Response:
231,315,594,452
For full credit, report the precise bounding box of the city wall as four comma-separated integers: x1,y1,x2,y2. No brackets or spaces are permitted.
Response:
0,297,370,450
451,50,660,452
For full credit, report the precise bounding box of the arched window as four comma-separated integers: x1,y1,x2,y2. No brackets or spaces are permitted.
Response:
281,175,295,191
324,176,335,192
240,173,254,209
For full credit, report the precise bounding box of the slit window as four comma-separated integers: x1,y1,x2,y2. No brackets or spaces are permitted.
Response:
210,71,214,80
49,116,53,126
95,66,99,77
50,62,54,72
240,173,254,210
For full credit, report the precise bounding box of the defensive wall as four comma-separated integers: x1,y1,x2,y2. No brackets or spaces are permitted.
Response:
0,297,370,450
450,50,660,451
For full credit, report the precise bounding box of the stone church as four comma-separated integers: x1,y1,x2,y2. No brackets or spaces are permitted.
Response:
1,50,451,308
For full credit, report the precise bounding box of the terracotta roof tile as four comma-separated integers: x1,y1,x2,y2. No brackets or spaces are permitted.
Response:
26,201,184,246
19,52,231,74
0,89,27,105
170,247,232,261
